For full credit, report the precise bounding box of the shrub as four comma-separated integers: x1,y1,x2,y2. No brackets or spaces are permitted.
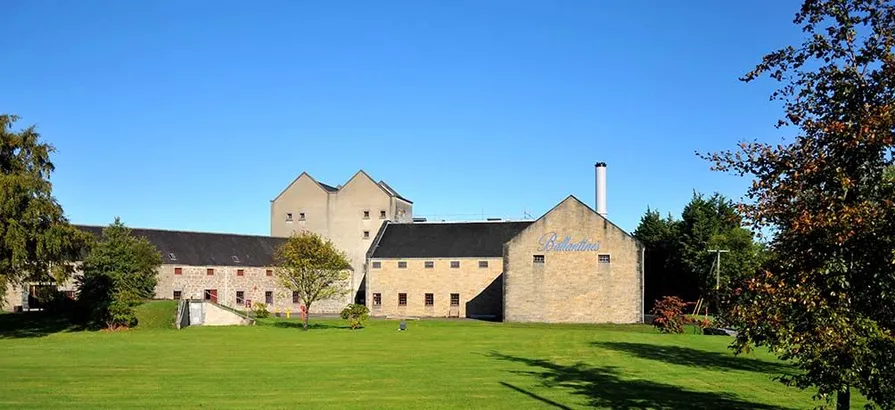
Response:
650,296,688,334
252,302,270,318
339,304,369,329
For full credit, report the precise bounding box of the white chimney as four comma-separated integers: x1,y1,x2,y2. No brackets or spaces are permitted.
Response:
595,162,607,216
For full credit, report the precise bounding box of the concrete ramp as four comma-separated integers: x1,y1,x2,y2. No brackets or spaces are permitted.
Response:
178,300,253,327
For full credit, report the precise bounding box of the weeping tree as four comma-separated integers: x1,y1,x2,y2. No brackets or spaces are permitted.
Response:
274,231,351,330
702,1,895,408
0,114,87,307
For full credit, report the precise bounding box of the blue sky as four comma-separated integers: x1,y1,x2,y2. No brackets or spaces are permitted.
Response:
2,1,803,235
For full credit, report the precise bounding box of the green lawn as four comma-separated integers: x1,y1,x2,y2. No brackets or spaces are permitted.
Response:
0,303,869,409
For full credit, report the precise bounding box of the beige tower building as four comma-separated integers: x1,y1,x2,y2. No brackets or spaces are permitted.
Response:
270,170,413,307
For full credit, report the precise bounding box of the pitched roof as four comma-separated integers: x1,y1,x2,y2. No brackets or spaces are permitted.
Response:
370,221,533,258
75,225,286,267
378,180,413,204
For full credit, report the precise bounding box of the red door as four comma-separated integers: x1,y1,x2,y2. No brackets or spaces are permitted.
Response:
205,289,218,303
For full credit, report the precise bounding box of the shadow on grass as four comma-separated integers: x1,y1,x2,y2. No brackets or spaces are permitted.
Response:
591,341,788,374
0,312,83,339
272,321,351,330
491,352,793,410
499,382,572,410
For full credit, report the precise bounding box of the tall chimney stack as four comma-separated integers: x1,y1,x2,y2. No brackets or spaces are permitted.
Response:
595,162,607,216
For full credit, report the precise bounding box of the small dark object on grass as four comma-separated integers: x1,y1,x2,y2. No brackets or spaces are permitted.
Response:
398,320,407,331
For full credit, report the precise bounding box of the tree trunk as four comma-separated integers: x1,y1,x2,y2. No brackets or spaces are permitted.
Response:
836,387,850,410
303,303,310,330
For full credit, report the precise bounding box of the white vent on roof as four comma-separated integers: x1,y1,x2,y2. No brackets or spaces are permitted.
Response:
232,255,240,263
168,253,177,261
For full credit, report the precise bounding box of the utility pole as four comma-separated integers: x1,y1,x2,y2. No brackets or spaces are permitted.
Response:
706,249,730,289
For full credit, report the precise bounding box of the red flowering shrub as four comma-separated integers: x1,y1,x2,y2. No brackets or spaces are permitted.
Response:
651,296,688,334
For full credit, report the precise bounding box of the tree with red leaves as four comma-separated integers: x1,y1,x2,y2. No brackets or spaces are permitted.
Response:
702,1,895,408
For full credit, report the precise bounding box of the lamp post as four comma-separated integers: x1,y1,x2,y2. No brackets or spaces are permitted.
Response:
706,249,730,290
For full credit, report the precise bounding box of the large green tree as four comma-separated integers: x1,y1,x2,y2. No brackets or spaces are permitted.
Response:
633,208,682,309
78,219,162,329
0,114,86,306
275,231,351,330
703,1,895,408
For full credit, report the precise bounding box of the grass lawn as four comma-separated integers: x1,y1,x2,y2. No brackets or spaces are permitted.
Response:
0,302,869,409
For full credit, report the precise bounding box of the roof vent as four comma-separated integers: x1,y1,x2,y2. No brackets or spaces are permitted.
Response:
168,253,177,261
487,218,502,221
232,255,241,263
412,217,427,223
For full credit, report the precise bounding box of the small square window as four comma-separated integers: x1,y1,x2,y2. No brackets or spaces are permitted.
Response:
533,255,545,264
363,230,370,239
425,293,434,306
292,291,300,304
265,291,273,305
363,210,370,219
598,254,611,264
173,290,182,300
372,261,382,269
398,293,407,306
372,293,381,306
174,267,182,275
236,291,244,305
237,269,244,276
478,261,488,268
450,293,460,306
450,261,460,269
207,268,215,276
424,261,434,269
380,210,387,219
398,261,407,269
299,212,306,221
286,213,293,222
266,269,273,277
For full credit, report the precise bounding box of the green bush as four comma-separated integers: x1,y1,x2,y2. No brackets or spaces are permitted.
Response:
253,302,270,318
340,304,369,329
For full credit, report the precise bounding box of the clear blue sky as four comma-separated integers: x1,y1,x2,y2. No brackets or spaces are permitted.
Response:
2,1,803,235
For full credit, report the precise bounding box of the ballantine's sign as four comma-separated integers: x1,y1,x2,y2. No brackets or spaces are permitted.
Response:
537,232,600,252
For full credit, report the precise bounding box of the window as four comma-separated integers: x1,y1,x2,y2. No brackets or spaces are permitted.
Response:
363,210,370,219
450,261,460,269
237,269,244,276
533,255,545,264
424,261,434,269
380,210,387,219
372,293,381,306
450,293,460,306
398,261,407,269
478,261,488,268
372,261,381,269
425,293,434,306
266,269,273,277
286,213,293,222
207,268,214,276
204,289,216,301
598,254,611,264
299,212,306,221
173,290,182,300
363,230,370,239
174,267,182,275
265,291,273,305
292,291,300,304
398,293,407,306
236,291,244,305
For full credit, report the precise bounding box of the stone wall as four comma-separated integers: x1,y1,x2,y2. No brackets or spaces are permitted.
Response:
503,197,643,324
366,257,503,319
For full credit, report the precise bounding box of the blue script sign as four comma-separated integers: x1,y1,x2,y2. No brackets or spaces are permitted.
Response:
537,232,600,252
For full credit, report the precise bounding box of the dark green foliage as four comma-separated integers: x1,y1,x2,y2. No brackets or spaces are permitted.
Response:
340,303,369,329
77,219,162,329
634,208,682,308
0,114,88,305
252,302,270,318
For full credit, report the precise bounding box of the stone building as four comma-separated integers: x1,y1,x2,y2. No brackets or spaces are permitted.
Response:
270,170,413,306
366,195,644,324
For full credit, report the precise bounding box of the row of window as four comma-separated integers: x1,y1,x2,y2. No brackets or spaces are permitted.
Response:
173,289,300,306
532,254,611,264
286,210,389,223
174,267,274,277
371,293,460,307
372,260,490,269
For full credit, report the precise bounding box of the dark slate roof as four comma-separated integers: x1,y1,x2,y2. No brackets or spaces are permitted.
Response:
371,221,532,258
74,225,286,267
318,182,339,192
